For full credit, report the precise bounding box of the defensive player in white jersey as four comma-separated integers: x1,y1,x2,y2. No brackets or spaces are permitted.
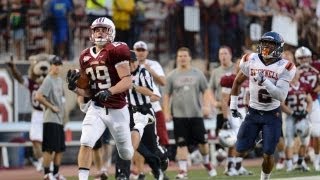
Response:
295,46,320,171
229,31,296,180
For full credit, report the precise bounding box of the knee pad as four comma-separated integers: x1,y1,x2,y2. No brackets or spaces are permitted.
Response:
117,143,134,160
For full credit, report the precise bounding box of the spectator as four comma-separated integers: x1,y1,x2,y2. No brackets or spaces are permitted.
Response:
48,0,73,60
35,56,66,180
85,0,111,24
9,0,27,60
0,0,9,53
198,0,221,63
112,0,135,47
40,0,55,54
163,47,217,179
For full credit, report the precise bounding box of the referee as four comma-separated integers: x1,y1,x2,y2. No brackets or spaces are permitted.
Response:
115,51,168,180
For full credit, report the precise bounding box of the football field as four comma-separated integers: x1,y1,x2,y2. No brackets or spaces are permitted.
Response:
66,165,320,180
2,160,320,179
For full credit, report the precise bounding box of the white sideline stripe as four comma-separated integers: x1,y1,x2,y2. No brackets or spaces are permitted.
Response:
273,176,320,180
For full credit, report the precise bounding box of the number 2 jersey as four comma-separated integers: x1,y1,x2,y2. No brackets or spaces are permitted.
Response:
79,42,131,109
240,53,296,111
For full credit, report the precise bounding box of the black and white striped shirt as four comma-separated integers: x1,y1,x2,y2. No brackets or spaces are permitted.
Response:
128,66,154,106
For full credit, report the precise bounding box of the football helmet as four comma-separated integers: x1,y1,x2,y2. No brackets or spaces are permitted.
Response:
294,46,312,66
257,31,284,60
90,17,116,46
295,119,310,138
218,129,237,147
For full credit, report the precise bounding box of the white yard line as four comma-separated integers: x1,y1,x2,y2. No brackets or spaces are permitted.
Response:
273,176,320,180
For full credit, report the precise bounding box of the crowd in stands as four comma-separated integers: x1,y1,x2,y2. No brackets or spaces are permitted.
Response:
0,0,319,64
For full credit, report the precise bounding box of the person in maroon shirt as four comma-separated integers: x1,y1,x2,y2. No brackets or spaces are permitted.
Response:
66,17,150,180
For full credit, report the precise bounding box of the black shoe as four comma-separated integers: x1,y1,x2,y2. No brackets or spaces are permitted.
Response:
100,172,108,180
138,173,146,180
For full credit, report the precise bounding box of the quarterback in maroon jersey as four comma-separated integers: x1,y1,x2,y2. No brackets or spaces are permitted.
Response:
66,17,150,180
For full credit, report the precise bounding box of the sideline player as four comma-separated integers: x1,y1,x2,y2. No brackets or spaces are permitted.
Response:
229,31,296,180
295,46,320,171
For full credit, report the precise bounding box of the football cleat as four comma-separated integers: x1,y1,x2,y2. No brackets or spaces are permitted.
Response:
175,170,188,179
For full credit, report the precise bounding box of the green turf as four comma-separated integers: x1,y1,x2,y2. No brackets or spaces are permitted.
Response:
67,165,320,180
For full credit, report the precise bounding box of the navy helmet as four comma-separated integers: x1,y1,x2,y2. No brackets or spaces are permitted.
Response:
258,31,284,59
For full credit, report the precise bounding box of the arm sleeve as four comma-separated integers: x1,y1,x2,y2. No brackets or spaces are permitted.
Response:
262,61,296,102
262,79,290,102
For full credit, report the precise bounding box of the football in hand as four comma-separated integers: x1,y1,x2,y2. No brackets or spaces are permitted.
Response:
76,69,90,89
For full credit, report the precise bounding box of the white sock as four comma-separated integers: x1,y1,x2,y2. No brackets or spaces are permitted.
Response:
314,154,320,163
79,169,90,180
202,154,210,164
178,160,188,172
278,151,285,159
293,154,298,163
260,171,271,180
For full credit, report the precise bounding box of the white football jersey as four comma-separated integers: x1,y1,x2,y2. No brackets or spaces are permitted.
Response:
240,53,296,111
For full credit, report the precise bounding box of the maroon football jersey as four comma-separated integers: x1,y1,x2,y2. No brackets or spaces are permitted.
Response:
79,42,131,109
220,73,249,107
27,78,43,111
299,66,319,100
285,82,312,112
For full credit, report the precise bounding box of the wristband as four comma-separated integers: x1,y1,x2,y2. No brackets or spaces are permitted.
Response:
229,95,238,110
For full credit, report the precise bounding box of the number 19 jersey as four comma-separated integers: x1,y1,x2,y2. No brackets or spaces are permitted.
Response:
240,53,296,111
79,42,131,109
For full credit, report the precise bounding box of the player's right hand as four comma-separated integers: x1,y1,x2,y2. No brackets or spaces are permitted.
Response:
66,69,80,91
231,109,243,119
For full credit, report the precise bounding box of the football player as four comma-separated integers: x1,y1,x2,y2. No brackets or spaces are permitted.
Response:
295,46,320,171
281,70,313,171
66,17,149,180
229,31,296,180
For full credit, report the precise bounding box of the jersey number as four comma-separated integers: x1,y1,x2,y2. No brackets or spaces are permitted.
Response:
287,94,307,111
258,89,272,103
86,66,111,89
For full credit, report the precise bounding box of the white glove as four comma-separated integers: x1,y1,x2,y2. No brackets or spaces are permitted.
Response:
254,71,266,84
